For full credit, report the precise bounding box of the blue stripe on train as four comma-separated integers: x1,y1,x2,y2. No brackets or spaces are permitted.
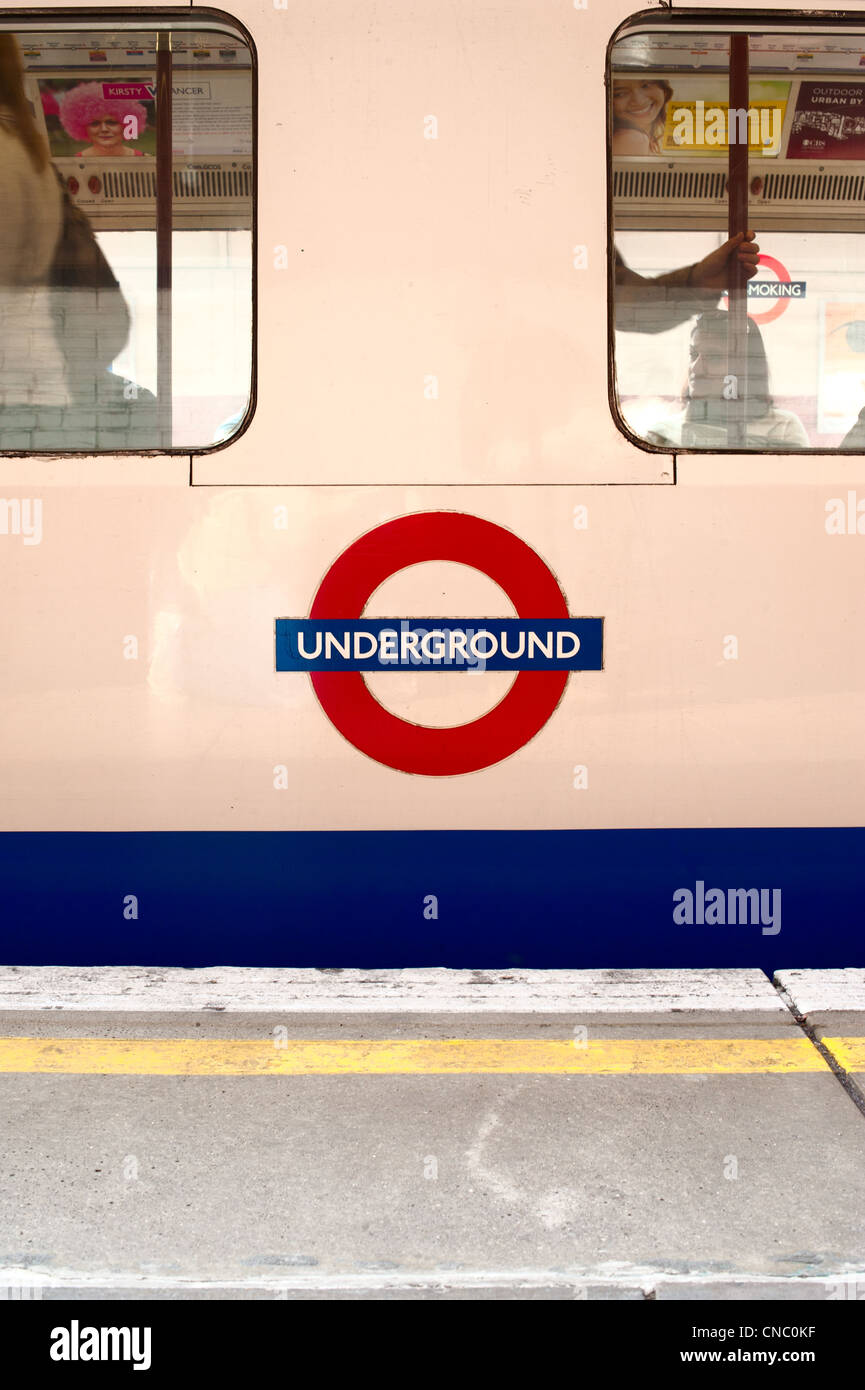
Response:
0,829,860,969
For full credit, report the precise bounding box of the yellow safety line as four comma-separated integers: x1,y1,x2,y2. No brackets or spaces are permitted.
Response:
0,1036,833,1076
822,1038,865,1072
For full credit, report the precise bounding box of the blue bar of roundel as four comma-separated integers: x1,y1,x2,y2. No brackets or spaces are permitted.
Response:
275,619,603,671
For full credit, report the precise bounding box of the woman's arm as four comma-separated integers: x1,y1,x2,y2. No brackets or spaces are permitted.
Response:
614,234,762,335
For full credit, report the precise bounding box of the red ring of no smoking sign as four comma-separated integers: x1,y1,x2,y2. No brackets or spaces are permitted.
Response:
723,253,804,325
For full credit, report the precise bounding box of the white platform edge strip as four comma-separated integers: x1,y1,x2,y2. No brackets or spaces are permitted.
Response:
774,969,865,1016
0,966,789,1012
1,1265,863,1294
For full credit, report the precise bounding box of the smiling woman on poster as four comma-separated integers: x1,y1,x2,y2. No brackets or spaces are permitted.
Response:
58,81,149,157
612,78,672,155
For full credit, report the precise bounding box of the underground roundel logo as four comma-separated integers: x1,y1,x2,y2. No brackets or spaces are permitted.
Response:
276,512,604,776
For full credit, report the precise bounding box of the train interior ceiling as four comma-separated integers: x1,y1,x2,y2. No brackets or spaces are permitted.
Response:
9,26,252,451
612,24,865,451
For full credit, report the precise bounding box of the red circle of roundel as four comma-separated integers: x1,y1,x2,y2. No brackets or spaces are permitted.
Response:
309,512,570,776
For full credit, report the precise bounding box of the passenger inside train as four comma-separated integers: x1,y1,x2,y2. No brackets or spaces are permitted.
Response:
645,310,810,449
841,405,865,450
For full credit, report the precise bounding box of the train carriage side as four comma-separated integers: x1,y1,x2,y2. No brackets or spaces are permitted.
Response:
0,1,863,968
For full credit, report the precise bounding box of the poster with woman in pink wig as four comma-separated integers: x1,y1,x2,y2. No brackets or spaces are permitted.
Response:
38,78,155,157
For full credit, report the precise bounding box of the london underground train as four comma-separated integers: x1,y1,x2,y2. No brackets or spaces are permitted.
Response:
1,1,863,970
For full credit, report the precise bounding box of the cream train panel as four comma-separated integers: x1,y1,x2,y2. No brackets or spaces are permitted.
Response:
0,0,863,968
196,0,664,485
0,477,862,829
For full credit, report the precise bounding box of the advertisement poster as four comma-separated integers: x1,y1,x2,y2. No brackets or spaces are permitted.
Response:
35,73,251,159
788,81,865,159
38,77,155,157
611,77,790,157
170,74,252,157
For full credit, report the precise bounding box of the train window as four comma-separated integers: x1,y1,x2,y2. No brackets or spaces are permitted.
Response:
0,16,253,454
610,17,865,453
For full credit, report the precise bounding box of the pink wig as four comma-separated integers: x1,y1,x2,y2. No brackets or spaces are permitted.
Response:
58,82,148,143
40,87,60,117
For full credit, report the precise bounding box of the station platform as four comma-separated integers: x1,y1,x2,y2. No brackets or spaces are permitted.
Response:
1,967,863,1301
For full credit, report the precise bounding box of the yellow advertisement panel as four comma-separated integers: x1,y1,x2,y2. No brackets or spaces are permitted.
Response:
611,77,790,158
662,100,787,157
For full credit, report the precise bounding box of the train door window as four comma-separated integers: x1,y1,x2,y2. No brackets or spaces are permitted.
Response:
0,15,253,454
610,15,865,453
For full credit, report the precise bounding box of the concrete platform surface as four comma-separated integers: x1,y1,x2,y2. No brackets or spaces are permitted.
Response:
775,968,865,1110
0,967,863,1301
